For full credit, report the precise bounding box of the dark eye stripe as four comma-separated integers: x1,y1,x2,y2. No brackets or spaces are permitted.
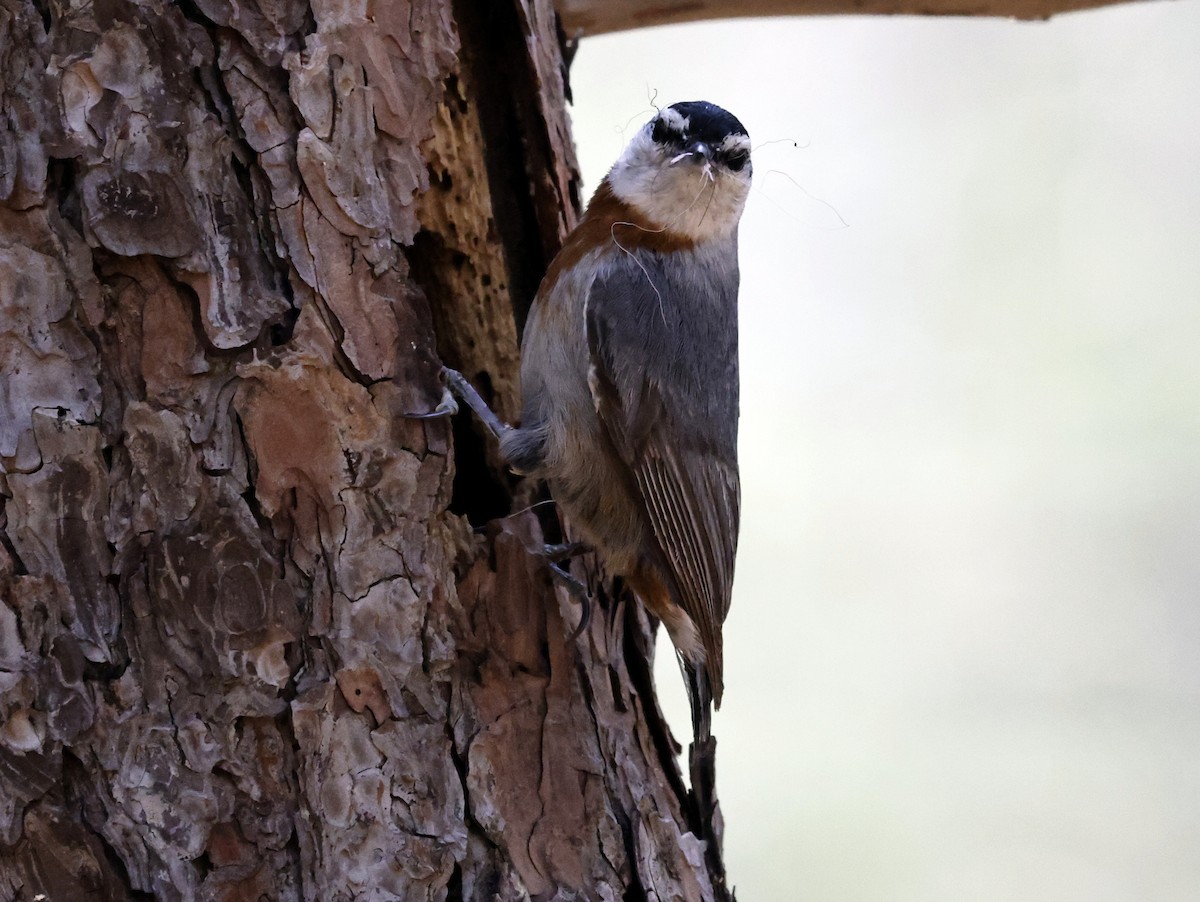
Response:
650,114,749,173
652,119,681,146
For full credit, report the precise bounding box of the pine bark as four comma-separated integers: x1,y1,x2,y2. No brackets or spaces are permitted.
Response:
0,0,710,898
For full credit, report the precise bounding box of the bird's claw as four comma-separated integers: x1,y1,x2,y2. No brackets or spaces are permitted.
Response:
546,558,591,642
404,385,459,419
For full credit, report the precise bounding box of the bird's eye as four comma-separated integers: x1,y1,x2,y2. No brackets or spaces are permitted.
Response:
724,151,749,172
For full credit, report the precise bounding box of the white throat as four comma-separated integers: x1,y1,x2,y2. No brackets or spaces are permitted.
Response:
606,127,750,243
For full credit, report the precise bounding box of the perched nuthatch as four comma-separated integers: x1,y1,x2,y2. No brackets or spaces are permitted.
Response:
438,100,750,886
501,100,751,744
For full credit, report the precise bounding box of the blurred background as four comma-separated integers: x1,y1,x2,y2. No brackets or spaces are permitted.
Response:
570,4,1200,899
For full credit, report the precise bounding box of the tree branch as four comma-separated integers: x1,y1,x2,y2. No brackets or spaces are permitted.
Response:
556,0,1147,36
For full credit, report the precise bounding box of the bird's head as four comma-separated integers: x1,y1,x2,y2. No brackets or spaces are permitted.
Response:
606,100,752,243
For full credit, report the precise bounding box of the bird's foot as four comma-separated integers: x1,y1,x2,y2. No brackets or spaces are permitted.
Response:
404,385,459,419
408,367,512,439
543,547,591,641
542,541,588,563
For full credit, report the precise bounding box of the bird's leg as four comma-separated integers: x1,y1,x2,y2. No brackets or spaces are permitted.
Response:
405,367,512,441
440,366,511,440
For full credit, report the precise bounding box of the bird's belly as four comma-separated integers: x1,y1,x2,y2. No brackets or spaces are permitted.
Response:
544,421,645,575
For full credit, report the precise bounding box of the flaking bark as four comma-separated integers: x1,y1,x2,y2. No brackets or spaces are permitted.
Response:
0,0,713,898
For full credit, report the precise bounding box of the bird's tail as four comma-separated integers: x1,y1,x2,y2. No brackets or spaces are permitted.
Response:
684,661,732,900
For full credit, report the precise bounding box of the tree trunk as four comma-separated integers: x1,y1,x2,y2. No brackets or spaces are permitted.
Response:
0,0,711,898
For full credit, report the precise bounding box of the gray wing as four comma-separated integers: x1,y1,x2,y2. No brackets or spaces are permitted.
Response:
584,249,741,688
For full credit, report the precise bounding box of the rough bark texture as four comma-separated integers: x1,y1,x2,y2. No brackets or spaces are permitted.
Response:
0,0,710,899
555,0,1147,36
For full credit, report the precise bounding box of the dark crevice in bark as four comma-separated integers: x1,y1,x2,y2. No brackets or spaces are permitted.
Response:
281,816,305,898
608,663,627,714
238,477,277,549
554,14,580,105
409,228,517,525
194,849,214,881
309,291,373,384
446,400,512,528
215,43,301,334
448,726,492,842
451,0,557,335
89,253,148,441
448,729,512,896
615,795,650,902
154,276,264,393
447,861,464,901
47,156,83,236
0,516,29,576
173,0,229,106
623,878,650,902
531,486,568,547
407,231,476,349
170,5,301,351
622,597,689,807
269,305,301,346
81,654,128,684
30,0,51,32
229,406,292,644
61,752,150,900
227,147,293,310
297,4,318,40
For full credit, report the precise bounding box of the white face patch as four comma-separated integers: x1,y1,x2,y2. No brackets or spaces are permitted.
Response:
605,118,752,243
658,106,689,134
717,133,751,155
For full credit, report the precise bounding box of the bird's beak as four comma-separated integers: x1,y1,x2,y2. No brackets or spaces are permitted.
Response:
669,141,715,168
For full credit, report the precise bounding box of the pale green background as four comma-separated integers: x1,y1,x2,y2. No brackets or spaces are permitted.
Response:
570,4,1200,899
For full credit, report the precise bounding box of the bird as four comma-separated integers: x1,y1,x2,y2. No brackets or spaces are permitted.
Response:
441,100,750,882
500,99,749,727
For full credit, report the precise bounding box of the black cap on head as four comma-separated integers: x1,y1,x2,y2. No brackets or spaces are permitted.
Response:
672,100,748,142
652,101,749,146
649,101,750,171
